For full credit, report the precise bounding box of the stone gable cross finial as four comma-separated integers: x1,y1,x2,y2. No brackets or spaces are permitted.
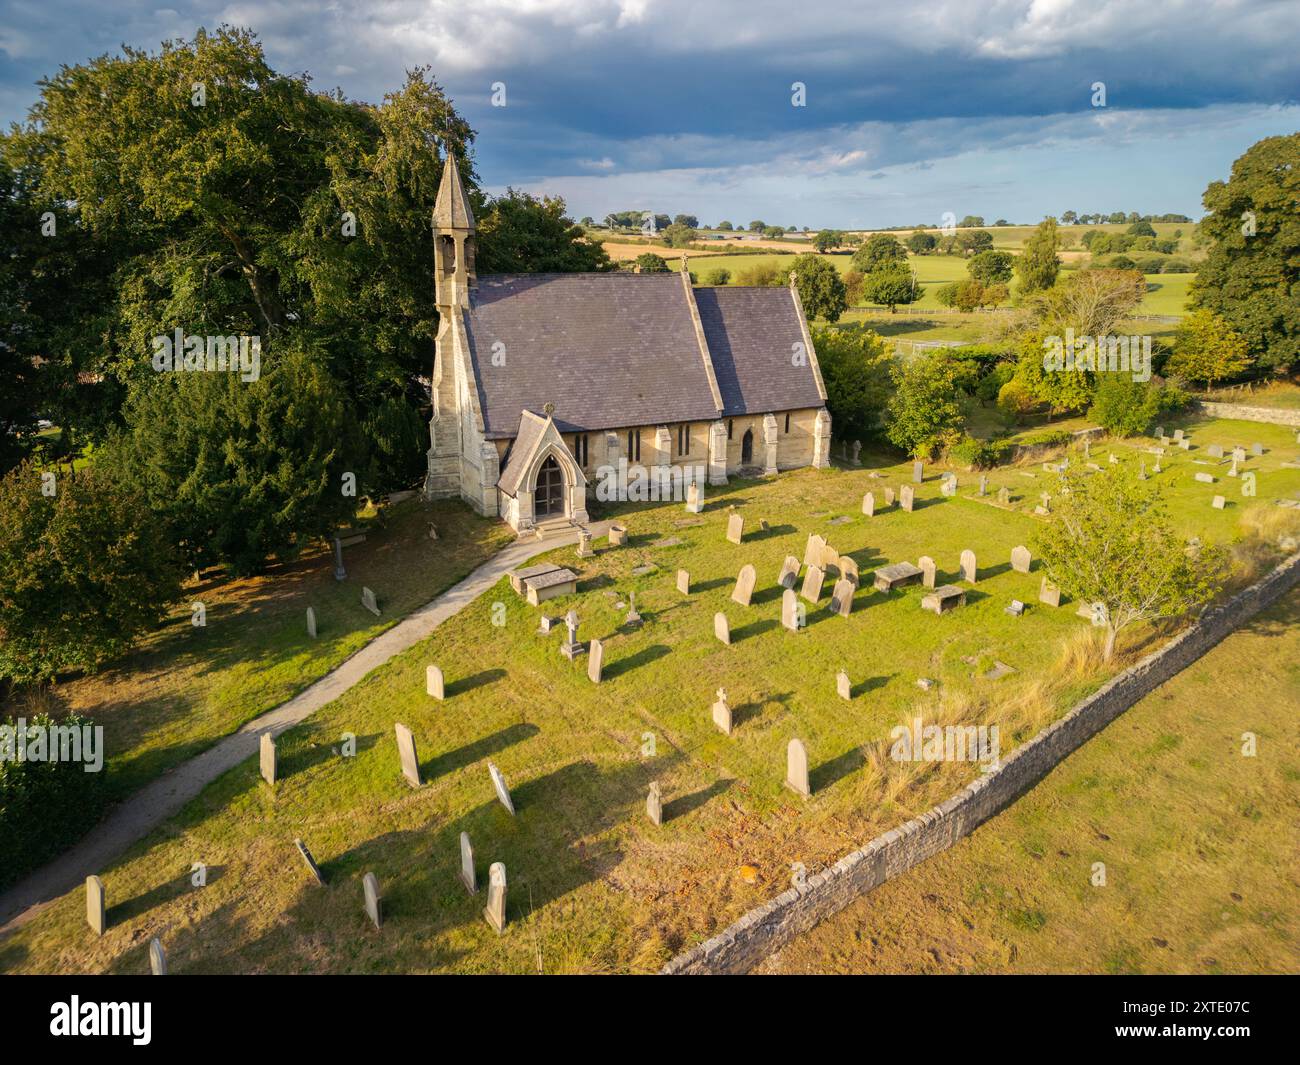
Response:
789,270,798,285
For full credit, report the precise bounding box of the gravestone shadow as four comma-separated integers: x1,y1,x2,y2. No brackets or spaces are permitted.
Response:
603,643,670,680
663,778,733,822
447,668,506,696
423,722,539,781
810,747,866,794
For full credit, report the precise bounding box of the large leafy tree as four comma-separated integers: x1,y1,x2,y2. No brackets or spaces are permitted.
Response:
1035,467,1225,661
477,189,612,272
1191,133,1300,373
811,325,894,442
790,253,847,322
968,249,1013,285
851,233,906,273
862,263,918,313
0,462,183,682
1016,217,1061,292
1167,309,1253,389
885,352,965,458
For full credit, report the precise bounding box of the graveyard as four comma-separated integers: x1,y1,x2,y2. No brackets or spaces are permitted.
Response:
3,409,1297,974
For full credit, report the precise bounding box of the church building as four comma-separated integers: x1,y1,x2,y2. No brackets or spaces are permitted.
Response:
423,159,833,535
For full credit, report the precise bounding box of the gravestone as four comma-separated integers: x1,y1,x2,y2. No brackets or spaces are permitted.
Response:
851,440,862,465
800,564,825,603
940,474,957,498
1138,461,1147,481
588,638,604,682
921,584,967,615
459,831,477,894
726,511,744,544
1173,429,1184,442
838,556,859,585
361,586,380,616
900,485,915,512
781,588,802,631
306,607,317,638
426,665,445,700
259,733,277,786
149,937,166,976
711,688,732,735
576,530,594,558
538,614,559,634
677,569,690,594
1251,442,1263,457
363,872,382,930
1180,437,1191,450
819,541,841,571
624,592,642,626
959,549,977,583
1228,460,1239,477
86,875,105,936
560,610,586,660
1038,577,1061,608
1109,453,1118,465
997,486,1010,505
1195,472,1215,483
294,838,326,886
1005,599,1025,617
686,480,704,514
861,492,875,517
646,781,663,826
803,533,826,569
731,563,757,606
918,555,936,589
1212,495,1226,510
777,555,801,589
1232,446,1247,464
609,524,628,546
394,722,422,788
1153,426,1163,440
488,761,516,815
829,577,855,617
713,612,731,646
979,475,988,497
1208,444,1224,459
1010,545,1031,573
484,863,508,933
785,738,810,798
912,461,924,484
883,487,896,506
836,669,851,700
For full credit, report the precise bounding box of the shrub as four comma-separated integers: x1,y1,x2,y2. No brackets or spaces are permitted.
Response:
996,378,1038,424
1017,428,1074,448
634,252,670,273
702,267,731,286
948,434,1012,469
1161,257,1193,273
0,710,112,890
810,325,894,442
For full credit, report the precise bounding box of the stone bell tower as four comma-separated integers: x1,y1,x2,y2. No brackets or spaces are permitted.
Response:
424,156,478,501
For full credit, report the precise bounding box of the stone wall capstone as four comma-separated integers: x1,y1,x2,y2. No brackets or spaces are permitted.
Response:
662,551,1300,975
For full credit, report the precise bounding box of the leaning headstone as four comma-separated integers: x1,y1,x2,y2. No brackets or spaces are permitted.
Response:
836,669,851,700
646,782,663,826
918,555,936,589
361,586,380,616
959,549,977,583
781,588,802,631
1010,545,1031,573
900,485,915,512
940,474,957,498
294,838,326,885
838,556,859,585
259,732,277,785
803,533,826,568
149,937,167,975
363,872,382,930
306,607,317,638
588,638,604,682
1212,495,1226,510
785,739,810,798
1005,599,1025,617
426,665,445,700
484,863,507,933
997,486,1010,505
731,563,757,606
711,687,732,735
777,555,800,589
459,832,477,894
1179,437,1191,451
1038,577,1061,608
1173,428,1184,442
488,761,516,815
394,722,422,788
800,564,825,603
829,577,855,617
912,461,924,484
713,612,731,646
676,569,690,594
861,492,875,517
685,480,704,514
86,875,105,936
883,486,896,506
725,511,744,544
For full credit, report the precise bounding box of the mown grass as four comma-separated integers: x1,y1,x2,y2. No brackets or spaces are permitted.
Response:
758,586,1300,975
2,413,1295,974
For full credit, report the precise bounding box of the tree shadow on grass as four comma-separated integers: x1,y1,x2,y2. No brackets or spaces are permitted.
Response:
810,746,866,795
110,866,219,926
603,643,670,680
422,722,540,782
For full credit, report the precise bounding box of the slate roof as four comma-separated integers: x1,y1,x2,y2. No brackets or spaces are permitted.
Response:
693,287,824,417
464,273,823,439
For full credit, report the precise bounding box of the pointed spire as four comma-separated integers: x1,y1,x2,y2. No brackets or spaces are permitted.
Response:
434,156,475,232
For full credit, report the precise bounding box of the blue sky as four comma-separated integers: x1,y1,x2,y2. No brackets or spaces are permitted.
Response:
2,0,1297,227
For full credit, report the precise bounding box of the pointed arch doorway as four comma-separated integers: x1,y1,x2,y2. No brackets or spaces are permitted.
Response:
534,455,566,519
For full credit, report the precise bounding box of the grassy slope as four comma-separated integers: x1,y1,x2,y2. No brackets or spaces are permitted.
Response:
758,587,1300,975
3,414,1296,975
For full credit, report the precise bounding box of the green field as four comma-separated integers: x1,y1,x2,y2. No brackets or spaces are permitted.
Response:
760,586,1300,975
4,413,1297,974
